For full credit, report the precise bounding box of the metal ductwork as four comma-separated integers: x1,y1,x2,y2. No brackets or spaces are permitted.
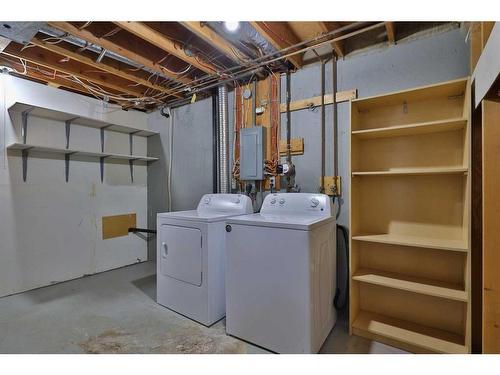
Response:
215,85,230,193
205,22,288,71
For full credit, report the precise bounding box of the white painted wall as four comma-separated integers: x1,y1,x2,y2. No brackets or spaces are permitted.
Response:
0,75,150,297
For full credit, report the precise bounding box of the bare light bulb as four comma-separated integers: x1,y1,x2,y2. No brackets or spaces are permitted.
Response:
224,21,240,33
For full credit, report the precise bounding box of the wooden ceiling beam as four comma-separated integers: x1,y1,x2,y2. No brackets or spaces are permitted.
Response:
30,37,181,99
385,22,396,44
47,22,192,86
0,55,126,105
250,22,302,69
2,43,154,99
318,22,345,58
114,21,219,75
181,21,248,66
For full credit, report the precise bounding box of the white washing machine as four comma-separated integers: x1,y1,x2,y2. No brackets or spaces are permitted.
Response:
157,193,253,326
225,193,336,353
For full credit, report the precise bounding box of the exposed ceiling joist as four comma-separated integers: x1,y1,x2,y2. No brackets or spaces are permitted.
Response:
47,22,192,86
250,22,303,69
181,21,248,66
385,22,396,44
30,37,181,99
0,55,127,105
114,21,219,75
2,43,156,99
318,22,345,57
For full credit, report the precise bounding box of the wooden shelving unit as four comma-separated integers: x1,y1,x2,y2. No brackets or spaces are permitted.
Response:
351,167,468,176
7,102,158,182
349,77,471,353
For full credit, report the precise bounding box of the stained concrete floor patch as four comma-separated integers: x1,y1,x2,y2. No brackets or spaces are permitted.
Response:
0,261,406,354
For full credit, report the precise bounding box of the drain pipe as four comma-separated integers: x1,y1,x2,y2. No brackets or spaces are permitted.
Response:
217,85,230,193
332,56,339,180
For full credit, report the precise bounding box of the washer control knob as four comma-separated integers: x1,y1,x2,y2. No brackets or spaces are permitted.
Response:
279,198,286,205
270,198,276,204
310,198,320,207
204,197,211,204
233,198,241,204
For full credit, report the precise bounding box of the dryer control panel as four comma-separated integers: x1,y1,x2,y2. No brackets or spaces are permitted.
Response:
197,194,253,215
261,193,332,215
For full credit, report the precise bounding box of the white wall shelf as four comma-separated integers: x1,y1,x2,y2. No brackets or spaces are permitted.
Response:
9,102,159,137
7,102,159,182
7,143,159,162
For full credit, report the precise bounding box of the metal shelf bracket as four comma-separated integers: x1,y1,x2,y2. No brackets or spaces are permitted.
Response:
65,117,79,149
100,124,112,153
21,107,34,144
65,152,77,182
128,131,141,183
100,155,110,183
21,147,33,182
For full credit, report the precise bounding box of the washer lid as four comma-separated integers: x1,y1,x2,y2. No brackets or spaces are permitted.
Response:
158,210,247,223
226,213,335,230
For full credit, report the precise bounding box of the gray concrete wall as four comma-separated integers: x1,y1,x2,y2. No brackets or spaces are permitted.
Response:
147,27,470,256
147,97,214,260
0,75,150,297
280,27,469,227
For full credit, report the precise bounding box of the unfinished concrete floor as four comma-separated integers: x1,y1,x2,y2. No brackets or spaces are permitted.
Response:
0,261,406,354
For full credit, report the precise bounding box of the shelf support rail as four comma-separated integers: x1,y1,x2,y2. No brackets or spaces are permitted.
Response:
100,124,113,153
21,107,34,144
21,146,33,182
100,155,110,183
65,117,80,149
129,131,141,183
65,151,77,182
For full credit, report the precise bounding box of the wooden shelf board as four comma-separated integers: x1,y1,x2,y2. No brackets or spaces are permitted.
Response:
8,102,158,137
352,233,469,252
352,167,468,176
352,268,468,302
351,77,468,110
7,143,158,162
352,311,468,354
351,118,467,139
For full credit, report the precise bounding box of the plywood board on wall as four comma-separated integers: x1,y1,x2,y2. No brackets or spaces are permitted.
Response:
102,213,136,239
482,99,500,353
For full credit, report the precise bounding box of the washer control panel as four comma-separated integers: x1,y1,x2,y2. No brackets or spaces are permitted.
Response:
262,193,332,215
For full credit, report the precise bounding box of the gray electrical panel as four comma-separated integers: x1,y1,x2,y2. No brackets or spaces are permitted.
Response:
240,127,265,180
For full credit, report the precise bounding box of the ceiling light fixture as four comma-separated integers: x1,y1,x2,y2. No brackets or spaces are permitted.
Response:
223,21,240,33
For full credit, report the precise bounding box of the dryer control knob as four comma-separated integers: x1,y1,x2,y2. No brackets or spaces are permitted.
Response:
279,198,286,205
204,197,211,204
270,198,276,204
233,198,241,204
310,198,320,207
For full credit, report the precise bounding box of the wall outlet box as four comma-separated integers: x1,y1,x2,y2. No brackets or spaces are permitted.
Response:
320,176,341,196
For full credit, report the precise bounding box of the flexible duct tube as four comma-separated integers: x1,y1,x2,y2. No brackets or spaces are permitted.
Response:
217,85,230,193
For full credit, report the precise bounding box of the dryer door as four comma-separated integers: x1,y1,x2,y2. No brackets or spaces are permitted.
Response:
160,224,203,287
